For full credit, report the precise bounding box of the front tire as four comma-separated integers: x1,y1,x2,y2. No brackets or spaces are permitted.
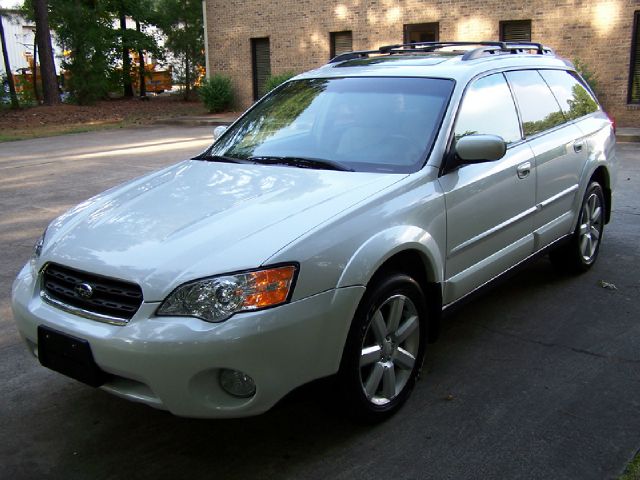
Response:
550,181,605,273
338,273,428,423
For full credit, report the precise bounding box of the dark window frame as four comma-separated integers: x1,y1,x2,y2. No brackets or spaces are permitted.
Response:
628,11,640,104
499,20,532,42
251,37,271,101
403,22,439,43
329,30,353,59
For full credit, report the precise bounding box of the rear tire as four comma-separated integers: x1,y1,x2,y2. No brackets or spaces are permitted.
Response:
338,273,428,423
550,181,605,273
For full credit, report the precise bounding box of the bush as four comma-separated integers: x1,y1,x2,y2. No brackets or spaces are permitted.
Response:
263,72,296,95
199,75,234,113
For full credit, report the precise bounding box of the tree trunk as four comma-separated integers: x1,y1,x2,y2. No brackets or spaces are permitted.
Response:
184,53,190,100
136,20,146,98
0,13,19,108
120,10,133,97
33,0,60,105
32,31,41,103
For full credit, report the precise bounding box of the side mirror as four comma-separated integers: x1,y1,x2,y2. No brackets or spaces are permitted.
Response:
213,125,227,141
455,134,507,163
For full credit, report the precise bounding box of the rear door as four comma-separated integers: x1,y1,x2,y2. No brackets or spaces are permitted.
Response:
505,70,588,250
439,73,537,304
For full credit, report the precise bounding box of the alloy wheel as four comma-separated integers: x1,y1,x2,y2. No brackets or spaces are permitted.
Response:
579,192,603,263
359,294,421,405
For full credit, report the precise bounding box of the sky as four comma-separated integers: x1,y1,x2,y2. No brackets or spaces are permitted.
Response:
0,0,21,8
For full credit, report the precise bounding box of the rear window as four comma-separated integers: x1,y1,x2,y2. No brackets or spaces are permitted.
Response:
505,70,566,137
539,69,599,120
207,77,454,173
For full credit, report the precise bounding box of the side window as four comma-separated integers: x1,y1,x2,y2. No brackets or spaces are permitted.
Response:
505,70,566,137
539,70,599,120
454,74,521,145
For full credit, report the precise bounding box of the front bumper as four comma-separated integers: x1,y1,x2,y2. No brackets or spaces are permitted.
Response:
12,264,364,418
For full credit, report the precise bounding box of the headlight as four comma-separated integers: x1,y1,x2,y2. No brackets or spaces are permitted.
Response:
30,228,47,272
156,264,298,322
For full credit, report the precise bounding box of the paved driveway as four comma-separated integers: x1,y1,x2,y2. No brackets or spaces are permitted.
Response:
1,129,639,479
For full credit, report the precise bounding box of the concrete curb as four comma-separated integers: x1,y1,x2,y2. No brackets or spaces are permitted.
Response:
617,133,640,143
155,116,238,127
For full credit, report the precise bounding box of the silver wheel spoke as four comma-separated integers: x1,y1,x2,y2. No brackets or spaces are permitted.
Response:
371,311,387,343
579,223,589,236
393,347,416,370
365,363,384,398
580,234,590,257
395,315,418,343
360,345,383,367
382,365,396,399
591,206,602,223
591,226,600,241
588,195,597,215
582,205,590,223
387,296,405,334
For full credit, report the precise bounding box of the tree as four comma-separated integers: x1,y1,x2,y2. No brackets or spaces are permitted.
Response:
155,0,204,100
136,19,146,98
32,0,60,105
119,8,133,97
46,0,117,104
0,10,19,108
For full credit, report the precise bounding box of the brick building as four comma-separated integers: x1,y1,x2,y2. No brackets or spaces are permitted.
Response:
204,0,640,126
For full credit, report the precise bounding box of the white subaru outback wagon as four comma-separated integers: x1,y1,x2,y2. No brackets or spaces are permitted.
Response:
12,42,617,421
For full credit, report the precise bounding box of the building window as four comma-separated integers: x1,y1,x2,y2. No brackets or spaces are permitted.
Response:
500,20,532,42
251,37,271,100
330,31,353,59
629,11,640,103
403,23,439,43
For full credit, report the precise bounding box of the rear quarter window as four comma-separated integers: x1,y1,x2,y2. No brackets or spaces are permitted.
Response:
505,70,566,137
538,69,599,120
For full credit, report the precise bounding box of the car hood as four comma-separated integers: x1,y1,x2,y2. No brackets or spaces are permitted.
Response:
42,160,401,301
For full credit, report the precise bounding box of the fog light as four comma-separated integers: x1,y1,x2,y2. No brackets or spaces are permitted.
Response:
219,369,256,398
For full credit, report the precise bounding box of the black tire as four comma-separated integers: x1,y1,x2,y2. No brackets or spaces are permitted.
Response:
338,273,428,423
550,181,605,273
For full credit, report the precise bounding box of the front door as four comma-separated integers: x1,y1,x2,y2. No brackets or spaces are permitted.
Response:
439,73,536,304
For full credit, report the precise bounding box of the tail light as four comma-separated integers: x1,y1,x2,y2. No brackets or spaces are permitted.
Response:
606,112,616,133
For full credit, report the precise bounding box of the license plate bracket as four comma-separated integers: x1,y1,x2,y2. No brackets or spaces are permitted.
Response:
37,325,107,387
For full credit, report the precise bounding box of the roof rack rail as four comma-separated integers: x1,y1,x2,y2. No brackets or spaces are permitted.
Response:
328,41,555,64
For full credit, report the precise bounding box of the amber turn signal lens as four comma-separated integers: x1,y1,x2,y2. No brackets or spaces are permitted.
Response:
242,265,296,309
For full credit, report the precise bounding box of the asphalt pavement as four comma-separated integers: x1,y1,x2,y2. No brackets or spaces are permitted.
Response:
0,127,638,480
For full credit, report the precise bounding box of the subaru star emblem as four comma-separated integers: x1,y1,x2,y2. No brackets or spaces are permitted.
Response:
75,283,94,299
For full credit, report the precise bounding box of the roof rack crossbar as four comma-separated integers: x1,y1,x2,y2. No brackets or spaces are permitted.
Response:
328,41,555,64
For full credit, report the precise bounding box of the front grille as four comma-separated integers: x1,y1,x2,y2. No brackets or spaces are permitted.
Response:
41,263,143,322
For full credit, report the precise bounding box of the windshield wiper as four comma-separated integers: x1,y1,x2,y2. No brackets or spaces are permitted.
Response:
197,154,251,164
248,156,354,172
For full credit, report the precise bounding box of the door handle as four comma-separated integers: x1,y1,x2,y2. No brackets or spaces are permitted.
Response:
517,161,531,179
573,141,584,153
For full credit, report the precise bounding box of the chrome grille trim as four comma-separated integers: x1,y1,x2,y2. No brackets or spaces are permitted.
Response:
40,291,130,326
40,263,143,325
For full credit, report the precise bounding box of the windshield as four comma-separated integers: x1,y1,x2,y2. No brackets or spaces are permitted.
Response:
204,77,454,173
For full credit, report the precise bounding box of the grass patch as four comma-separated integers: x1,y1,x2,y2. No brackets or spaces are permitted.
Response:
0,95,210,143
621,451,640,480
0,121,126,142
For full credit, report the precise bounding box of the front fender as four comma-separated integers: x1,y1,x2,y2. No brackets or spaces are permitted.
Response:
337,225,445,289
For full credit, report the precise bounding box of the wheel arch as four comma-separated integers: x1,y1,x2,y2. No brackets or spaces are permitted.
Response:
589,165,612,224
337,226,444,342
